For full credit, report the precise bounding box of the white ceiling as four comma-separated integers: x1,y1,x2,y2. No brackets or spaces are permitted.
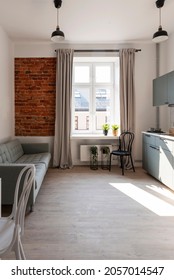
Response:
0,0,174,44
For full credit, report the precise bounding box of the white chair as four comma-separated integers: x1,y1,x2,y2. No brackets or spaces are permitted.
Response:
0,165,35,259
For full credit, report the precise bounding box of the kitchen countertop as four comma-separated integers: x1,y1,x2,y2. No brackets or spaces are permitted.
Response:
142,131,174,140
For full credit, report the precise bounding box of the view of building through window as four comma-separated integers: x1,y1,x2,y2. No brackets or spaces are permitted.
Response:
72,57,119,134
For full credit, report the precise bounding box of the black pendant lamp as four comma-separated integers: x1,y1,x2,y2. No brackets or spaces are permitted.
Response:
152,0,168,43
51,0,65,42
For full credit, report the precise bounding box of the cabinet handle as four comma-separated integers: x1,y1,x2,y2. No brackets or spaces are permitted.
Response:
150,145,159,151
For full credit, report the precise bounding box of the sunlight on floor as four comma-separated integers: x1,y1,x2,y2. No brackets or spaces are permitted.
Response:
110,183,174,216
145,184,174,200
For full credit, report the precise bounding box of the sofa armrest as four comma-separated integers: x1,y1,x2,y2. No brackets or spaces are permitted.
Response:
21,143,49,154
0,163,35,208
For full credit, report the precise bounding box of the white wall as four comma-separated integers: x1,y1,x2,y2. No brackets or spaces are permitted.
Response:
165,33,174,129
166,33,174,72
0,26,14,143
134,43,156,162
14,42,156,165
158,33,174,131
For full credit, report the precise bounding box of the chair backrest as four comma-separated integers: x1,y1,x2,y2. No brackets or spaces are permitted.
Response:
119,131,134,153
0,165,35,259
12,165,35,234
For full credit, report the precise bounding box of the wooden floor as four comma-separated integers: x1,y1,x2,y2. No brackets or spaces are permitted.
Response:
3,166,174,260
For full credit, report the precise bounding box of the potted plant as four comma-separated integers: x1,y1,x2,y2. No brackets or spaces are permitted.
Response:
90,146,98,170
102,123,110,136
111,124,119,136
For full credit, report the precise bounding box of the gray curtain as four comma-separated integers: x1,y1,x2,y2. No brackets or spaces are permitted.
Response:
53,49,74,169
119,48,136,132
119,48,136,169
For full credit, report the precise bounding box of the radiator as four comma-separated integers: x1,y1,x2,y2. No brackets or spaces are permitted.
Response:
80,145,113,161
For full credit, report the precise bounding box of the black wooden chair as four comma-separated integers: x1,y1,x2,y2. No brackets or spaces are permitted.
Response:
109,131,135,175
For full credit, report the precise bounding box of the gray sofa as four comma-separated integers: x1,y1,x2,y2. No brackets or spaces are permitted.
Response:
0,139,51,211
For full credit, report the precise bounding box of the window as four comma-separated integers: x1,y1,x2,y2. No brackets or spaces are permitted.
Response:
72,57,119,135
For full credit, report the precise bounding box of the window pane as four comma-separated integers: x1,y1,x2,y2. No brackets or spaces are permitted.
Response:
95,65,111,83
74,66,90,83
95,88,111,130
72,58,119,135
74,88,90,131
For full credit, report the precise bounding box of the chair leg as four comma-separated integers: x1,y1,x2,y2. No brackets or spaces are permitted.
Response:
120,156,124,175
14,242,22,260
29,204,34,212
130,155,135,172
14,239,26,260
19,240,26,260
109,153,112,171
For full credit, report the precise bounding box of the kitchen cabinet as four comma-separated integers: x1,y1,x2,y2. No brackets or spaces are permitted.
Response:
159,148,173,188
142,134,148,171
153,74,168,106
0,178,1,218
142,132,174,191
168,71,174,104
153,70,174,106
147,144,160,179
142,134,156,172
157,137,173,188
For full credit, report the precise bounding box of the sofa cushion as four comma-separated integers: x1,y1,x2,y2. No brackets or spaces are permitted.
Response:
5,139,24,163
0,144,11,163
34,163,47,191
15,152,51,169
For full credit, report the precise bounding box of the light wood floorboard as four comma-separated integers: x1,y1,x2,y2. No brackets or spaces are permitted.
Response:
3,166,174,260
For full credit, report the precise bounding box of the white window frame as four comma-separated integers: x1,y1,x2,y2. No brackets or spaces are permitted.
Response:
72,56,119,135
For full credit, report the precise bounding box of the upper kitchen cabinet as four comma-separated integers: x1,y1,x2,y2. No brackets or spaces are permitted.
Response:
153,70,174,106
168,71,174,104
153,73,168,106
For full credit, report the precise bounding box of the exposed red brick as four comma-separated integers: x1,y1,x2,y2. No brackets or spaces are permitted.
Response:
15,58,56,136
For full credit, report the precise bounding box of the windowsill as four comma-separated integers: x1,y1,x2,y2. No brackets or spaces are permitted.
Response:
71,134,119,140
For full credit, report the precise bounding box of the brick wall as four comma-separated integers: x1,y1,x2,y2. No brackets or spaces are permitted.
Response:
15,58,56,136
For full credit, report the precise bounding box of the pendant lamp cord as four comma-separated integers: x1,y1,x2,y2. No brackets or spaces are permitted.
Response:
159,8,162,27
57,7,59,29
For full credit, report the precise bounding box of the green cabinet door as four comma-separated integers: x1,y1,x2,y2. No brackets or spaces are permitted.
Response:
159,148,173,189
153,74,168,106
147,144,160,179
143,134,157,174
142,142,148,171
142,133,174,191
168,71,174,104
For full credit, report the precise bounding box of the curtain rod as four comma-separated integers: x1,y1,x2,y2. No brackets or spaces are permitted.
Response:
74,49,141,53
55,49,141,53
